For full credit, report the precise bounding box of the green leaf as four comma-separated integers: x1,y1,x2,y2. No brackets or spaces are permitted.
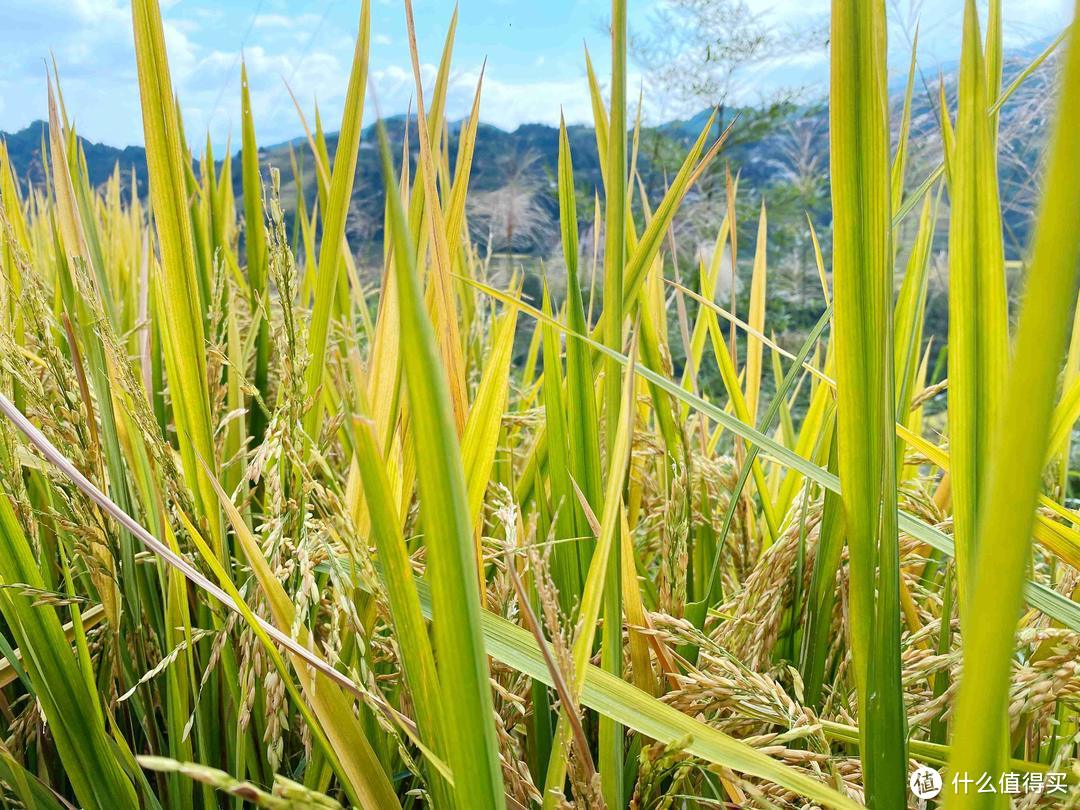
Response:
948,8,1080,808
303,0,371,441
467,279,1080,632
828,0,907,800
946,0,1009,611
240,59,270,445
375,117,507,810
0,496,136,809
130,0,222,553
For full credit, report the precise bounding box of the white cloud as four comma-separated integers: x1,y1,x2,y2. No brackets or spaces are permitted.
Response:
0,0,143,142
253,12,323,29
445,64,646,130
0,0,361,147
0,0,1073,151
253,13,293,28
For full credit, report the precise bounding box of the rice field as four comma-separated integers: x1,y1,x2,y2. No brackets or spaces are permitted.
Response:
0,0,1078,807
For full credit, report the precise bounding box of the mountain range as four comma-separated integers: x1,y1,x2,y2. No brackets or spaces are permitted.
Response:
0,37,1060,264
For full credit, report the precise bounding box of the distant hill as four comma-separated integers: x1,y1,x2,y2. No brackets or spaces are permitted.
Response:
0,38,1060,264
3,120,148,198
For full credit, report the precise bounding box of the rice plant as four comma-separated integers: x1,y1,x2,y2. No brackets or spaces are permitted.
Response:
0,0,1077,807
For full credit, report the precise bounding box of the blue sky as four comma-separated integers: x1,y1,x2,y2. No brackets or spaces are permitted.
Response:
0,0,1072,149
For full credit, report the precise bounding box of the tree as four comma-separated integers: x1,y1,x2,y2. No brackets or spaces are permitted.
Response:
764,109,830,304
631,0,828,253
633,0,824,119
636,0,777,114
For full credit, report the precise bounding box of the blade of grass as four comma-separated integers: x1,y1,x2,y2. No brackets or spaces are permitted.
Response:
601,9,628,791
688,302,833,631
744,201,768,423
828,1,906,799
890,28,919,214
543,330,636,808
557,117,604,566
350,388,454,805
462,300,519,573
0,495,137,809
375,117,506,809
948,7,1080,807
540,283,584,608
130,0,222,553
240,60,270,446
946,0,1009,612
403,0,469,434
302,0,370,443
